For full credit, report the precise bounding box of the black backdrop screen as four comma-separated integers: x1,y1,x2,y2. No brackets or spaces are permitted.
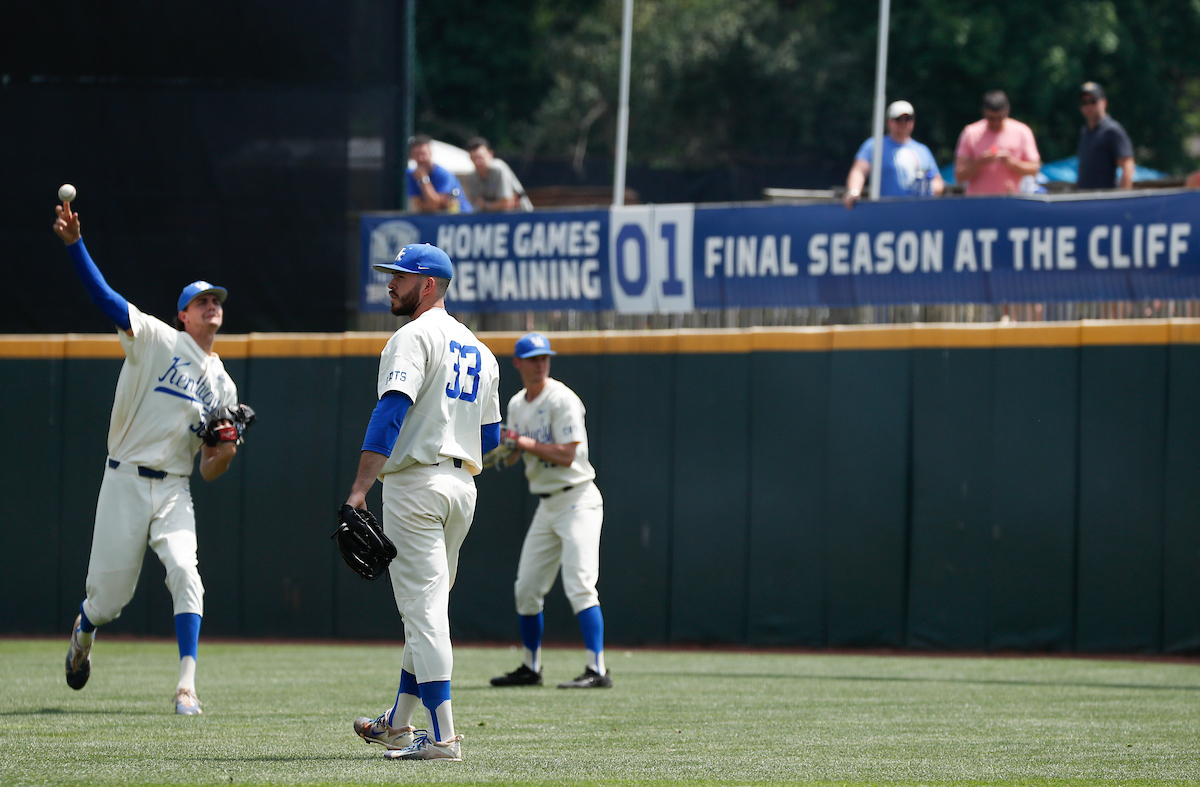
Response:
1,1,404,333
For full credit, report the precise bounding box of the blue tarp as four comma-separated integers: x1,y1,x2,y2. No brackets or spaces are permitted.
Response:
941,156,1169,185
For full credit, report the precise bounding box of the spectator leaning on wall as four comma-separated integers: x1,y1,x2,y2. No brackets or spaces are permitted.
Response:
407,135,473,214
844,100,944,209
462,138,533,212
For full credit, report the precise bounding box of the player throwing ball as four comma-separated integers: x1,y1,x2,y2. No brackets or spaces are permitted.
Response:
53,199,245,715
346,244,502,762
491,333,612,689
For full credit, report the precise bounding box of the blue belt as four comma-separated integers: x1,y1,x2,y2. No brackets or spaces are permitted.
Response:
107,458,168,479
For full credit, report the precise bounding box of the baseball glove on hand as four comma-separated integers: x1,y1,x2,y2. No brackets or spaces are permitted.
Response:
331,504,397,581
199,403,257,446
482,428,520,470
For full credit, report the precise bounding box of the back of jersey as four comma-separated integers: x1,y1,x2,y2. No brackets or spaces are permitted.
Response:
377,309,501,475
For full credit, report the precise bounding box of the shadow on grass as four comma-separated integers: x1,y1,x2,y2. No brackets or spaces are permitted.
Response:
194,755,367,763
0,707,155,716
639,671,1200,692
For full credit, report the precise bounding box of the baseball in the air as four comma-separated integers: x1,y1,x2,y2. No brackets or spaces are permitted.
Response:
59,183,77,203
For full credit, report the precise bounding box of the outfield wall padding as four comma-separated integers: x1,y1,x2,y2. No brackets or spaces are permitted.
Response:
1,322,1198,654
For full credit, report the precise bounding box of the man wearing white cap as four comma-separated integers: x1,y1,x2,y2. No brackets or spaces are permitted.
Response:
53,198,242,716
844,100,944,208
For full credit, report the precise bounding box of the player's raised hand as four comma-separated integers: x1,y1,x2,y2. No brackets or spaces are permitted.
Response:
54,204,81,245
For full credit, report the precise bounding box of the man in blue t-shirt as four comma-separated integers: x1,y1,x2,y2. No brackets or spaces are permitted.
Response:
407,134,473,214
844,100,943,208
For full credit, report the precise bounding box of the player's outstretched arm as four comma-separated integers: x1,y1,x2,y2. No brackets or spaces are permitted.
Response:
54,204,132,333
199,440,237,481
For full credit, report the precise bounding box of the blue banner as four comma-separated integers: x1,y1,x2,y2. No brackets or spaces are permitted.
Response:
690,192,1200,309
361,192,1200,313
360,210,611,313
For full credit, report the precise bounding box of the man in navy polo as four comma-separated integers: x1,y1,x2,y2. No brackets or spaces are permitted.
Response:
1076,82,1134,190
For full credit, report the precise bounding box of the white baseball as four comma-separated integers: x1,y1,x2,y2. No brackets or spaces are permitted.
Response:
59,183,77,203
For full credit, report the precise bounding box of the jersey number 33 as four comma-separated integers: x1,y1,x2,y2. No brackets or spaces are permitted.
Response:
445,341,482,402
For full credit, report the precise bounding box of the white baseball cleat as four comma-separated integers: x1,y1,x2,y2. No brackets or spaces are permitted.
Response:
382,730,463,761
174,687,203,715
64,615,93,690
353,713,417,750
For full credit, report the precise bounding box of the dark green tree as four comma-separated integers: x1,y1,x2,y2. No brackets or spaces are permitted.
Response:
416,0,1200,178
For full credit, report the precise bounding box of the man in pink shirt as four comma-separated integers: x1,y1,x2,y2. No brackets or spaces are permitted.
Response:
954,90,1041,195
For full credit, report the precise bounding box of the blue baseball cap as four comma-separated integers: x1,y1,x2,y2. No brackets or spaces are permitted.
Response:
177,280,227,313
373,243,454,280
514,332,556,359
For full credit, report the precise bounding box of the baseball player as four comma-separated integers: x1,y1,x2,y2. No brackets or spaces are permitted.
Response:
491,333,611,689
347,244,501,762
53,200,242,716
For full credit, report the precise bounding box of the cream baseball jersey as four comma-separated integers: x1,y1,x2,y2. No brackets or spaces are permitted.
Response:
376,308,501,475
507,378,596,494
108,304,238,475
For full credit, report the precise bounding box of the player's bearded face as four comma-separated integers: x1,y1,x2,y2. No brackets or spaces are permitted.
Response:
389,274,423,316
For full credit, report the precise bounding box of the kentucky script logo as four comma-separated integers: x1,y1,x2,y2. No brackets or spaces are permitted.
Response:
153,357,227,434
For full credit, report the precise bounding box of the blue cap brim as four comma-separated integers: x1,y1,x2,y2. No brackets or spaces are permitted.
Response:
178,286,227,312
373,262,454,278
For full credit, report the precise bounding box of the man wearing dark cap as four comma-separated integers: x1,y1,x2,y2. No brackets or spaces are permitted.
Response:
1076,82,1135,190
53,197,242,716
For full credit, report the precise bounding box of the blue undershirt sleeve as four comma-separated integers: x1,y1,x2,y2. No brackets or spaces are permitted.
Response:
67,240,131,330
481,421,501,455
361,391,412,456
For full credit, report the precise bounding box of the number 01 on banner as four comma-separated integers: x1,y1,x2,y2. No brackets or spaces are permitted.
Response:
609,205,696,314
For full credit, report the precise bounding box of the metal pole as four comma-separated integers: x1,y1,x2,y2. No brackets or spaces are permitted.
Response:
868,0,891,201
402,0,416,212
613,0,634,207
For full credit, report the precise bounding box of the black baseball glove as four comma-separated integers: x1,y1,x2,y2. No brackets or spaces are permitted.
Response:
331,504,397,581
199,403,257,446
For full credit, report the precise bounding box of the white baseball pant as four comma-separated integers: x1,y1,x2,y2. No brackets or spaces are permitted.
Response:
514,481,604,616
81,465,204,626
381,462,477,684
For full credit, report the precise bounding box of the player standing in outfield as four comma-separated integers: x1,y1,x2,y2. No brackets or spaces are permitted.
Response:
54,200,242,716
347,244,502,762
491,333,612,689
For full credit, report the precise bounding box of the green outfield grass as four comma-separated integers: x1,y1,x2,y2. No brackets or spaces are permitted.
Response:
0,639,1197,786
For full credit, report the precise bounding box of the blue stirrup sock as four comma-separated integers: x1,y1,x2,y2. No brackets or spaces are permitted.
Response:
174,613,202,691
419,680,454,741
519,613,543,671
175,613,201,660
387,670,421,728
78,604,97,633
577,605,605,674
74,603,97,649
